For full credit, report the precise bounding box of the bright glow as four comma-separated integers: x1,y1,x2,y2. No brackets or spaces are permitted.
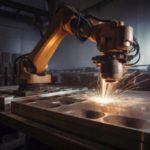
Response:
88,95,113,104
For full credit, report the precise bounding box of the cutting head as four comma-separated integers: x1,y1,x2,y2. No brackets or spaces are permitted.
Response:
92,21,139,83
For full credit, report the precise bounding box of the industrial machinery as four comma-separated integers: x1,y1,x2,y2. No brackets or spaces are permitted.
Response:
14,4,140,92
0,3,147,150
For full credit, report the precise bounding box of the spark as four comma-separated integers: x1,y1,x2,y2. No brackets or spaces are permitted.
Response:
111,75,150,98
88,95,114,105
86,71,148,106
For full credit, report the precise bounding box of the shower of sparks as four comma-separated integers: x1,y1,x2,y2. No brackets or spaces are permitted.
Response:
88,95,114,104
84,73,117,105
87,71,150,105
111,72,150,99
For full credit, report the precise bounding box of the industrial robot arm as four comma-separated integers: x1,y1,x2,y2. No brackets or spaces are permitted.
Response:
14,4,140,90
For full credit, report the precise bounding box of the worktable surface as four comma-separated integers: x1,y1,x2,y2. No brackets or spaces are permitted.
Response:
0,90,150,150
0,112,114,150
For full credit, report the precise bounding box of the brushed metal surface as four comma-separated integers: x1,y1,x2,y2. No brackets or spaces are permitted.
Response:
11,90,150,150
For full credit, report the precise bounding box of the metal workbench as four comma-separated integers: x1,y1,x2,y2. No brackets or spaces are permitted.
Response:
0,89,150,150
0,112,115,150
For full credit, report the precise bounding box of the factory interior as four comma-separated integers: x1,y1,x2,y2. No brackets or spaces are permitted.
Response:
0,0,150,149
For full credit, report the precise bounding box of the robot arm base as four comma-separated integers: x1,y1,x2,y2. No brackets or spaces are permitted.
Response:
26,74,51,84
18,72,52,91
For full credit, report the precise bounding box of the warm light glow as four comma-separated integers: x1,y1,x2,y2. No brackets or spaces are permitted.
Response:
88,95,113,104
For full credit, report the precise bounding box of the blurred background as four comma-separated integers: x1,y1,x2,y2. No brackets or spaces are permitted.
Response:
0,0,149,89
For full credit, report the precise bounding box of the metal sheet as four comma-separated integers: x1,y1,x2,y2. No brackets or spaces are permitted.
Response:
0,85,87,111
11,90,150,150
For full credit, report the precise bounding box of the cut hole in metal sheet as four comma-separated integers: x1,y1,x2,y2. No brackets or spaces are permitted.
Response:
83,110,105,119
104,115,150,129
61,98,85,105
29,101,61,108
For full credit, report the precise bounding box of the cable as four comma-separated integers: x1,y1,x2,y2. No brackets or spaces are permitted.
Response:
13,53,29,74
127,53,141,66
13,54,36,74
127,37,140,66
84,15,115,23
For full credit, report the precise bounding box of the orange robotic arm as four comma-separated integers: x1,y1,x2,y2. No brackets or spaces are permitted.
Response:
14,5,139,90
30,6,75,74
15,5,78,87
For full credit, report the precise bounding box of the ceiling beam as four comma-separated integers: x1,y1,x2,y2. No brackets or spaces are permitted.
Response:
0,0,49,17
46,0,61,19
83,0,114,12
0,9,45,26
